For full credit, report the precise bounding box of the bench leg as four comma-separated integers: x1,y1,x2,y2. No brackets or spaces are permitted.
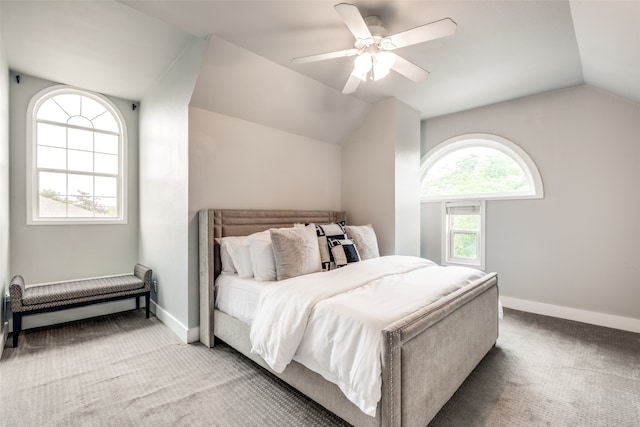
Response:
145,292,150,319
12,313,22,348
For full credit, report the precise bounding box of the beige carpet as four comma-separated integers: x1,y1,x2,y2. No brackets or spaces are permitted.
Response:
1,308,639,426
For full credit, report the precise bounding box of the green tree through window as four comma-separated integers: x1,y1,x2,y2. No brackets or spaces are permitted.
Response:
421,134,543,201
423,147,529,197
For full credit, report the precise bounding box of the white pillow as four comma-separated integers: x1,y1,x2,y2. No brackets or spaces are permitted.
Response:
345,224,380,260
215,236,245,275
270,224,321,280
250,239,277,281
232,244,253,278
229,230,271,279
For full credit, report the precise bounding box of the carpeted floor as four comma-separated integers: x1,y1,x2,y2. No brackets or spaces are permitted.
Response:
1,308,639,426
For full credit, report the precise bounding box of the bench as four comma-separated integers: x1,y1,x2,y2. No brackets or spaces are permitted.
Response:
9,264,152,347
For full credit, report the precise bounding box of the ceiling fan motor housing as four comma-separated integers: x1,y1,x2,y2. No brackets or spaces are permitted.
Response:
364,16,388,37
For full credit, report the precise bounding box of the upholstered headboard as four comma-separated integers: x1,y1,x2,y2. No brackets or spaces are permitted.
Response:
198,209,346,346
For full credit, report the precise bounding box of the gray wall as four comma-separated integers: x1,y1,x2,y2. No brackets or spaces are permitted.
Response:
421,85,640,324
342,98,421,256
138,38,207,342
9,73,139,284
1,12,10,352
188,107,342,212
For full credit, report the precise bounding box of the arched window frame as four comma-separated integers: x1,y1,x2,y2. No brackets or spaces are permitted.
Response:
26,85,127,225
420,133,544,202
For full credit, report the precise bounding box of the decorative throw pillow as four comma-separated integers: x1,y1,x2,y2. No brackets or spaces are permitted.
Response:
328,238,361,268
313,221,347,271
270,225,322,280
345,224,380,260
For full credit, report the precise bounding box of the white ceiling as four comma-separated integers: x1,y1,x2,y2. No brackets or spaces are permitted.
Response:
2,1,639,121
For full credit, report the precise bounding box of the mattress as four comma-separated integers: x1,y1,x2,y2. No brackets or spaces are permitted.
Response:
214,274,275,324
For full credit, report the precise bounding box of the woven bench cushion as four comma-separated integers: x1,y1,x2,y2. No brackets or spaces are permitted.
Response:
22,275,145,307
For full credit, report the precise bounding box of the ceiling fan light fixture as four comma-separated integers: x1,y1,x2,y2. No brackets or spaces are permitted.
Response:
372,51,396,80
353,52,372,80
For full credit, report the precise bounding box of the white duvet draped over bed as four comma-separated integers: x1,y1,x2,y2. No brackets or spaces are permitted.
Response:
249,255,486,417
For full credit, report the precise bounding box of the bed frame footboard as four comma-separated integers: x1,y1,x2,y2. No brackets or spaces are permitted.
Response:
381,273,499,427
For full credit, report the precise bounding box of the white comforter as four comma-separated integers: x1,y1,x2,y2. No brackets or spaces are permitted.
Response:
249,255,486,417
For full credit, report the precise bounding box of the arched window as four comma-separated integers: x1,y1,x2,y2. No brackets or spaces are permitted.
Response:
421,133,543,201
27,85,127,224
421,134,543,269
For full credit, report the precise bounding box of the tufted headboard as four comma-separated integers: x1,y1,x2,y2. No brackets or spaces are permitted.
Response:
198,209,346,346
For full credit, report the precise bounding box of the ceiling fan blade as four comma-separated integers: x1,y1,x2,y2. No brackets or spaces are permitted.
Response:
334,3,372,41
342,73,361,94
292,48,359,64
387,18,457,50
392,55,430,82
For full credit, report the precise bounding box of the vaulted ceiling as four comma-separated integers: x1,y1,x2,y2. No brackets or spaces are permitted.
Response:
2,1,639,124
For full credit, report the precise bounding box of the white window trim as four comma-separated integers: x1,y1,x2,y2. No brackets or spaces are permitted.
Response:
26,85,128,225
421,133,544,202
442,200,485,270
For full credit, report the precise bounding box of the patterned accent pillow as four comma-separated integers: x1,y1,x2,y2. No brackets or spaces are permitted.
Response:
328,238,361,268
314,221,347,271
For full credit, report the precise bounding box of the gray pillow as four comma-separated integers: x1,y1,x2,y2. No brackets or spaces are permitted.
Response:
270,225,322,280
345,224,380,260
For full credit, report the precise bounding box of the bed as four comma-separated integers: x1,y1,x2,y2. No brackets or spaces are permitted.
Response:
199,209,499,427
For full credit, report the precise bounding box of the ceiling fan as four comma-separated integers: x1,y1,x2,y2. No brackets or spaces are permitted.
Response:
292,3,457,94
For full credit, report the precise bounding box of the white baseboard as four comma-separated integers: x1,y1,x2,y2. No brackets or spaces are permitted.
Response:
501,296,640,334
150,301,200,344
4,297,200,346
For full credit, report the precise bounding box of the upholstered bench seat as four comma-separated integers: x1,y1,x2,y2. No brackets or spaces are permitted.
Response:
10,264,152,347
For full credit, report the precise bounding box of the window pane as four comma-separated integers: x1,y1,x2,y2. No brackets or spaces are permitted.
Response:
68,128,93,151
68,115,93,130
95,153,118,174
39,194,68,217
81,96,107,120
37,123,66,148
453,232,477,258
95,176,117,197
92,111,119,132
452,214,479,230
68,149,93,172
36,99,69,123
68,173,93,196
94,133,118,154
66,196,95,217
53,94,81,117
68,195,111,217
423,147,529,196
39,171,67,197
37,146,66,170
95,197,118,217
